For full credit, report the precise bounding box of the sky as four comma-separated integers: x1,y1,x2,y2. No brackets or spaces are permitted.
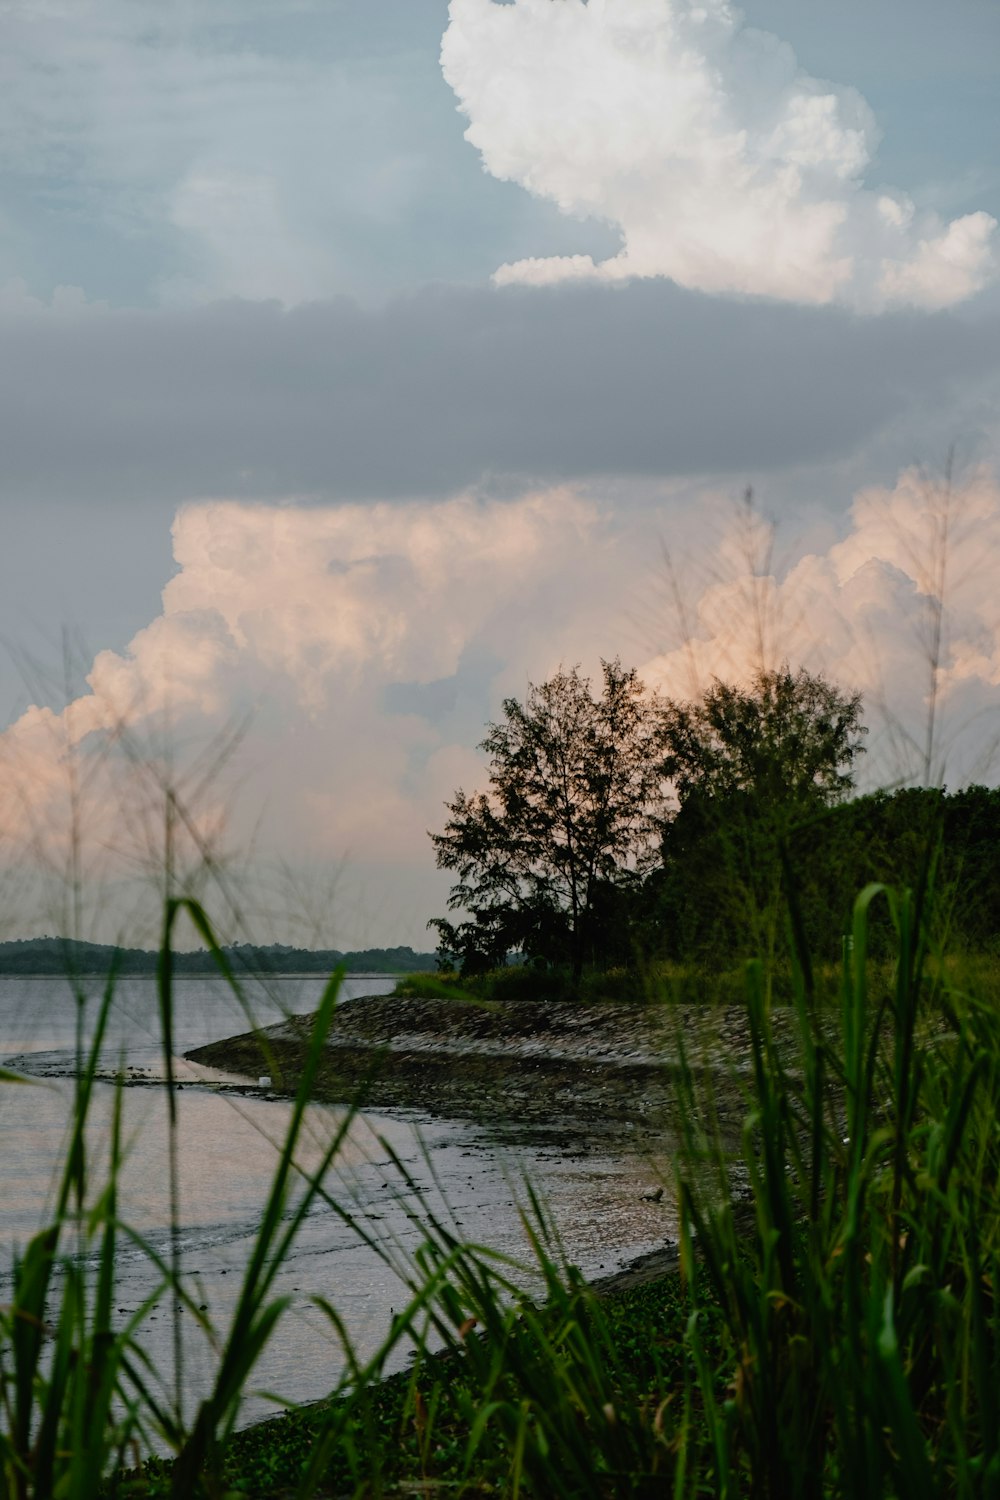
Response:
0,0,998,949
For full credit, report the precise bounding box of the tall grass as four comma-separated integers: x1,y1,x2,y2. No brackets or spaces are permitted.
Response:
360,875,1000,1497
671,869,1000,1498
0,958,189,1500
2,864,1000,1495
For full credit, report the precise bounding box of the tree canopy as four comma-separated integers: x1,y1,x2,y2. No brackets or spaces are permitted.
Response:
659,666,867,809
430,660,665,980
653,665,868,963
431,660,878,980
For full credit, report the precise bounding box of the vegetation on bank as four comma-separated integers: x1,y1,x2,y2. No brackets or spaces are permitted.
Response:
0,937,437,977
132,1268,726,1499
397,946,1000,1013
430,662,999,978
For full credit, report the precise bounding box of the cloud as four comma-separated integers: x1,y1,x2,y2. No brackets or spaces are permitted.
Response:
1,281,997,510
641,465,1000,785
3,468,1000,946
0,0,440,308
0,488,629,943
0,4,313,244
441,0,998,310
163,168,339,306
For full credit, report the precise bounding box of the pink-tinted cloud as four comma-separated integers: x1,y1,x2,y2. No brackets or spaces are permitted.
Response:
0,489,623,942
2,469,998,943
641,466,1000,784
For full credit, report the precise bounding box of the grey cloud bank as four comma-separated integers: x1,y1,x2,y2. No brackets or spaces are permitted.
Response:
2,281,998,508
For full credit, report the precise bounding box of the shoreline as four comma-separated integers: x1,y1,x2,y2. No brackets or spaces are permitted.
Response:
132,990,762,1487
185,989,768,1299
185,989,771,1145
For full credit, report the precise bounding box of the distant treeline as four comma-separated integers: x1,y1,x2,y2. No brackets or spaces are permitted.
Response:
0,938,438,977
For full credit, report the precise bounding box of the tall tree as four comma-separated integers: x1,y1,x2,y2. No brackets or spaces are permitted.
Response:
655,666,867,963
430,660,665,981
659,666,866,809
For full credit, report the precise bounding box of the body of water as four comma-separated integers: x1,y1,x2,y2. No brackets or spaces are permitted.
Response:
0,973,676,1430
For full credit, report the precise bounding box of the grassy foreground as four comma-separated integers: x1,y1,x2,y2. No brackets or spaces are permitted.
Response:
132,1269,725,1499
2,883,1000,1497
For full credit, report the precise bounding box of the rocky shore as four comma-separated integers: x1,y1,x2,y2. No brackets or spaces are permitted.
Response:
185,988,792,1300
186,990,792,1146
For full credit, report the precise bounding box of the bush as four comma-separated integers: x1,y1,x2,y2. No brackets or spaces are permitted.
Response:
391,969,464,1000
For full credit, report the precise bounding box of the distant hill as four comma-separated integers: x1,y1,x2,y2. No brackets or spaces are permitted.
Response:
0,937,437,977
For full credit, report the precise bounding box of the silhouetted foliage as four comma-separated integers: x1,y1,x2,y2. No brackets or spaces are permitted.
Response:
433,658,1000,980
648,781,1000,967
430,660,665,981
793,784,1000,958
658,665,867,807
650,666,868,964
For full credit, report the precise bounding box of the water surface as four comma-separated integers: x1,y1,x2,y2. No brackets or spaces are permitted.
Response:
0,974,676,1428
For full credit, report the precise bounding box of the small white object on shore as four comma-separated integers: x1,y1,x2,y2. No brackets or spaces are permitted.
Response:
258,1076,272,1088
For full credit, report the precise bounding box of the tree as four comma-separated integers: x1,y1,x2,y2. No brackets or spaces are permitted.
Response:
659,666,866,809
430,660,665,982
654,666,867,963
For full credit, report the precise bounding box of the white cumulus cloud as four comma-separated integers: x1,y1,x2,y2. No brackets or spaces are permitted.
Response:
441,0,998,310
